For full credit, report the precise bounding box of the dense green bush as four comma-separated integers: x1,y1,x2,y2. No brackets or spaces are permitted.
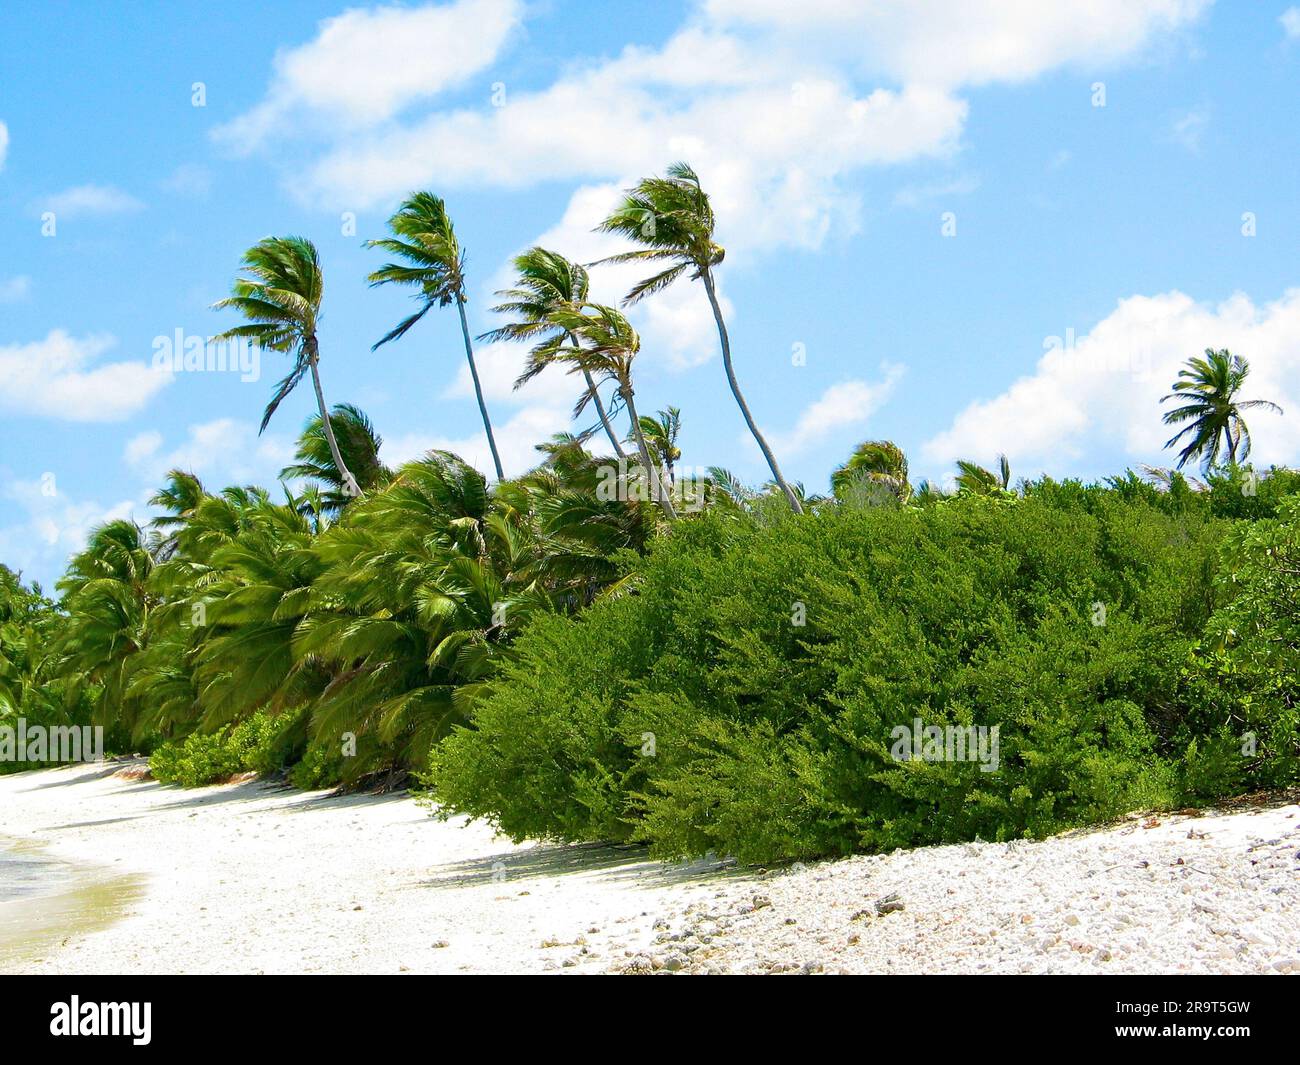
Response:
1178,495,1300,793
149,710,303,787
428,492,1238,862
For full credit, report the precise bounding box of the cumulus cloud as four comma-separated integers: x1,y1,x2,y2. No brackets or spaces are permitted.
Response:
38,184,144,219
214,0,523,153
922,288,1300,473
1282,7,1300,40
217,0,1207,267
0,330,170,421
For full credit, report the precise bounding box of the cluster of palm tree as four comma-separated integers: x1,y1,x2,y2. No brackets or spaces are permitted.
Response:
25,412,669,781
4,158,1288,785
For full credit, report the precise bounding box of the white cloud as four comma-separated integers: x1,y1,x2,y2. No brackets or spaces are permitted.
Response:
0,476,137,591
0,330,171,421
770,364,904,457
161,163,212,198
1282,7,1300,39
0,276,30,303
0,121,8,171
386,404,573,480
225,0,1205,263
922,288,1300,474
123,419,294,488
1171,107,1209,152
893,173,980,208
214,0,523,153
704,0,1210,87
38,184,144,219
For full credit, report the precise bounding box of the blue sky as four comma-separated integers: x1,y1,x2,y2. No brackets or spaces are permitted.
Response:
2,0,1299,589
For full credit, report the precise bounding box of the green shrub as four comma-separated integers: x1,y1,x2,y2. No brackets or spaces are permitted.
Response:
429,493,1224,863
1178,494,1300,793
149,710,301,787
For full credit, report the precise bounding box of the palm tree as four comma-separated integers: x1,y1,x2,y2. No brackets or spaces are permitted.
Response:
832,440,911,502
481,247,627,459
1162,349,1283,471
636,406,682,484
54,520,159,736
366,192,504,481
150,470,208,560
595,162,804,514
954,454,1013,496
212,236,360,498
539,304,677,519
281,403,392,514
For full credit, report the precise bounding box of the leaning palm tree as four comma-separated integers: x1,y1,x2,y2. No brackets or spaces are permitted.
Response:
595,162,803,513
832,440,911,502
281,403,392,514
636,406,682,484
481,247,627,459
954,454,1012,496
366,192,504,480
538,304,677,519
1161,349,1283,471
212,236,360,498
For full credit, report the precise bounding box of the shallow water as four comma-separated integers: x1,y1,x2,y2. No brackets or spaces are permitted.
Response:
0,839,146,969
0,844,68,902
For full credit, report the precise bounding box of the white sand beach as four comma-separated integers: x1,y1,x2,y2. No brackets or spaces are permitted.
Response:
1,760,1297,975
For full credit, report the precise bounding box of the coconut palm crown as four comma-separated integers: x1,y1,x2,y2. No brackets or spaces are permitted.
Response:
1161,349,1282,471
594,162,803,514
480,246,627,459
211,236,360,498
366,192,504,481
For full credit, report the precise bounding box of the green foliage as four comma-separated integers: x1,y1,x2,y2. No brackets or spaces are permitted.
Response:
1178,494,1300,793
149,710,302,787
430,493,1230,863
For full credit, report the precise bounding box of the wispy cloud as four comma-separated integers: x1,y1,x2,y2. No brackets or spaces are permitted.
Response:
37,184,144,219
0,276,30,304
0,121,8,171
1281,7,1300,40
771,364,905,457
1171,107,1209,152
161,163,212,198
893,174,979,208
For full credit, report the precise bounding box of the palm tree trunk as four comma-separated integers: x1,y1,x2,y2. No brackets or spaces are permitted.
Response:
1225,424,1237,466
700,269,803,514
582,366,627,459
621,384,676,520
456,297,505,481
307,354,359,498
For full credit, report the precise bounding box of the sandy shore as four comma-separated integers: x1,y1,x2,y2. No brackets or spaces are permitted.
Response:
1,760,1297,974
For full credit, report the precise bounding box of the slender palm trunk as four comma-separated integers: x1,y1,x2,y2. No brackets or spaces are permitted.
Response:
700,269,803,514
582,365,627,459
1225,423,1238,466
456,297,505,481
621,384,676,519
307,350,359,498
